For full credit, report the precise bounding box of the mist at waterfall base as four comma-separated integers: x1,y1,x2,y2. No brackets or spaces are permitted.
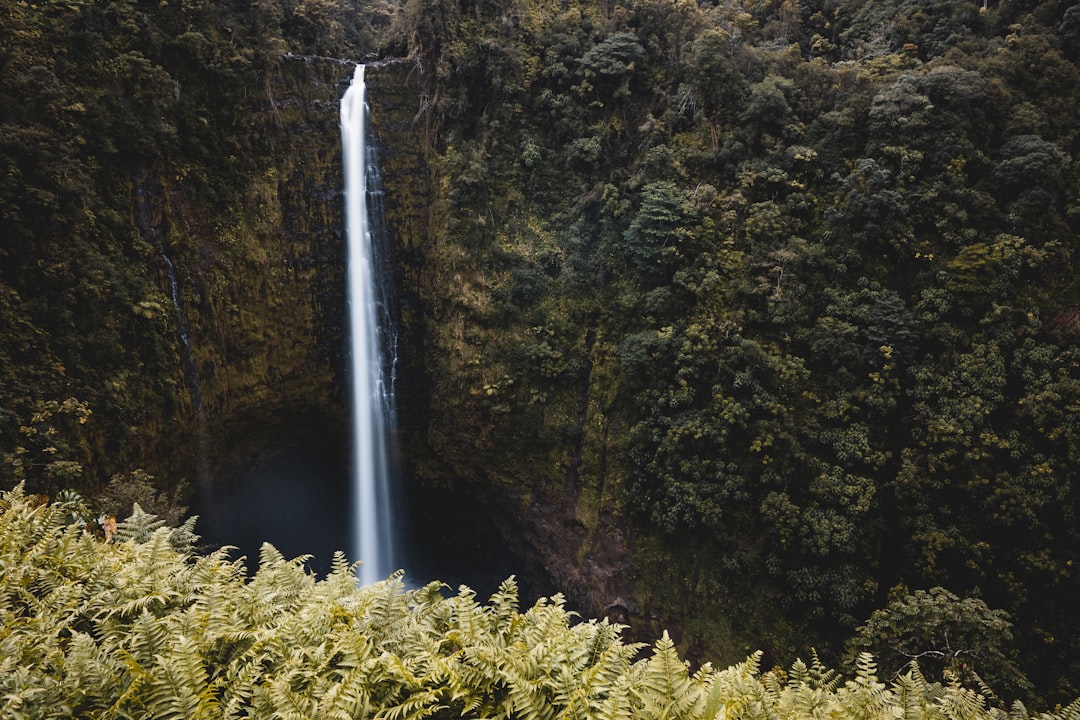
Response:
192,438,536,593
194,433,351,577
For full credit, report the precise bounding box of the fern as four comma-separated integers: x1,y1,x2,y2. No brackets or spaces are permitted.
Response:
704,652,773,720
1046,699,1080,720
103,529,188,619
167,515,201,553
935,671,993,720
447,584,489,642
555,622,636,720
894,669,942,720
243,543,315,628
490,575,521,644
597,673,637,720
637,631,695,719
837,653,896,720
4,486,1079,720
505,655,558,720
127,610,176,665
144,635,218,720
59,631,124,717
377,687,447,720
218,647,270,719
311,662,371,720
116,503,166,544
810,649,841,692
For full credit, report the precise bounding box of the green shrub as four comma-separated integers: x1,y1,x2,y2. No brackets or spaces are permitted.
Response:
2,485,1074,720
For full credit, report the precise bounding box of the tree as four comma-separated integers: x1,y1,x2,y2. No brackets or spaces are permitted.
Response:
847,587,1029,696
577,31,645,102
623,180,694,285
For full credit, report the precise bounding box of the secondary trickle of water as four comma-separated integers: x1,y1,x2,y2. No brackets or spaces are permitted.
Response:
159,250,211,487
134,182,211,488
341,64,397,585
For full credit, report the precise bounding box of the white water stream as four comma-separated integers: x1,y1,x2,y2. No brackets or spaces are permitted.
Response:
341,64,396,585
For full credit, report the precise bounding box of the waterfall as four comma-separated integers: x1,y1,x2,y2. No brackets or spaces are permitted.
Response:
160,250,212,489
134,182,210,488
160,253,194,385
341,64,398,585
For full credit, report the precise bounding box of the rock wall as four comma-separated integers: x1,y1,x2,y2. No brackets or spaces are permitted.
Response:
363,63,638,618
144,58,351,491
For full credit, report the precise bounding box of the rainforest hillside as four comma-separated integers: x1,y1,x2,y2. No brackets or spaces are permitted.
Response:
2,0,1080,706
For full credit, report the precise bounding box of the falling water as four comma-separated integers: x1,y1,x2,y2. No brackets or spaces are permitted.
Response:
160,254,194,384
341,64,397,585
134,183,211,488
159,250,211,487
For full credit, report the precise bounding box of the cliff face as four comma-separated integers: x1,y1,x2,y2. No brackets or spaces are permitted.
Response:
358,71,639,618
147,59,352,488
363,62,623,608
0,0,362,508
144,57,359,563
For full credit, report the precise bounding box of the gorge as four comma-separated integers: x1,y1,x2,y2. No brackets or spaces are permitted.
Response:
3,0,1080,704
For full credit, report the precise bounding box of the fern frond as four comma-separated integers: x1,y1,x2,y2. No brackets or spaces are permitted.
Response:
357,570,408,638
377,687,447,720
505,654,557,720
1009,699,1030,720
218,648,269,719
838,653,897,720
489,576,520,639
313,662,373,720
448,584,490,641
322,550,363,599
637,631,695,718
117,503,166,544
789,658,812,689
893,670,939,720
168,515,200,552
145,635,218,720
244,543,316,627
854,653,880,685
1045,698,1080,720
810,648,840,691
128,610,176,664
57,630,123,714
937,682,988,720
261,676,319,720
695,668,729,720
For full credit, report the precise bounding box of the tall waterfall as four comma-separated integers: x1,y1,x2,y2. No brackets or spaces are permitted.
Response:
341,64,397,585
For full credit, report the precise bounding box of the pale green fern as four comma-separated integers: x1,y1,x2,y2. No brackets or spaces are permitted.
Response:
1,484,1077,720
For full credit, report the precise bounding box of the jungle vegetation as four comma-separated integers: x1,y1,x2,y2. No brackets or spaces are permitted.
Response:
386,0,1080,705
3,484,1079,719
2,0,1080,707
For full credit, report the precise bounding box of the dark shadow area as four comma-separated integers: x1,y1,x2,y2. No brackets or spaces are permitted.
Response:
399,480,555,606
188,399,553,603
194,414,351,577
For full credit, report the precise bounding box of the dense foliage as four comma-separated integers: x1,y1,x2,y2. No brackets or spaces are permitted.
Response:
3,485,1078,720
3,0,1080,707
394,0,1080,704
